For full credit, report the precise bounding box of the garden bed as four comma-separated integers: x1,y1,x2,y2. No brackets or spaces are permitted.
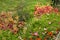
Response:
0,0,60,40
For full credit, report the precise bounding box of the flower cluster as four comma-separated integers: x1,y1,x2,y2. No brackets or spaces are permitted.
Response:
0,6,59,40
0,11,25,34
25,28,60,40
34,5,58,17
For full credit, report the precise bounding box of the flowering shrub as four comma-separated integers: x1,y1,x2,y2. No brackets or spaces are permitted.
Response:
0,11,26,34
34,5,58,17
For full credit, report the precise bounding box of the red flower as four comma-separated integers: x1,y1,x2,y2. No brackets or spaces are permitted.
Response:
44,6,53,13
35,5,39,11
34,11,38,16
1,14,7,18
53,8,58,13
37,7,44,13
36,7,41,11
1,25,6,30
8,23,13,29
34,11,42,17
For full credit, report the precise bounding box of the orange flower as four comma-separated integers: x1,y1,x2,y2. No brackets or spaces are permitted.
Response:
18,21,24,25
44,38,47,40
44,37,47,40
0,11,7,18
47,32,53,36
12,27,18,34
24,38,26,40
15,16,19,20
1,14,7,18
35,38,41,40
30,38,33,40
18,21,25,27
0,24,2,27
